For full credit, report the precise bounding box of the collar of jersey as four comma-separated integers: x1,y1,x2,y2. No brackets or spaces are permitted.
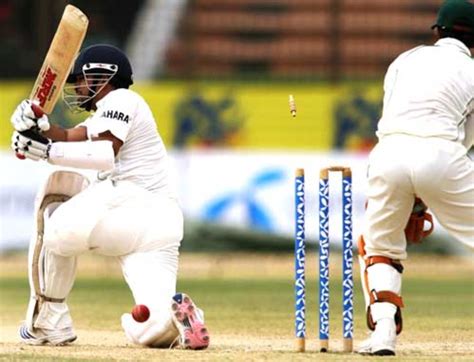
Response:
95,88,122,110
434,38,471,57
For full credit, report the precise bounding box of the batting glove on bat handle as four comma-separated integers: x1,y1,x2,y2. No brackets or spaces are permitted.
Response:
13,101,49,159
11,99,50,132
12,130,51,161
30,102,50,131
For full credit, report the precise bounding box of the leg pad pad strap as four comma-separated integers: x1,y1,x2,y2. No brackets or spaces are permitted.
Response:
358,235,404,335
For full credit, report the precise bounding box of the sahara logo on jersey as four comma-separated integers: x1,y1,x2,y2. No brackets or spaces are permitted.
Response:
101,110,130,123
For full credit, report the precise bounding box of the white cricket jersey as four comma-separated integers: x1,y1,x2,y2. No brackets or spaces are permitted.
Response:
78,89,175,197
377,38,474,150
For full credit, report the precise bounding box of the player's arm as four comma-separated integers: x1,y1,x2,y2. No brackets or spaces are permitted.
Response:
42,123,87,142
12,129,115,171
11,95,125,167
43,125,123,155
11,118,117,170
11,100,88,142
90,130,123,156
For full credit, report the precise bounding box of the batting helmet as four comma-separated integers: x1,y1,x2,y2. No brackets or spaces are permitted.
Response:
67,44,134,88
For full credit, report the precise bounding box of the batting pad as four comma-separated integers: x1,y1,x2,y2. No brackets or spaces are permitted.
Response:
26,170,89,330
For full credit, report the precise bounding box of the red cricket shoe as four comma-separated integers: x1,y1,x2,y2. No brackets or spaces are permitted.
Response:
171,293,210,350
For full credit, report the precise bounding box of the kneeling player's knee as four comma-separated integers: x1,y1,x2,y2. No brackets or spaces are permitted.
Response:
42,205,89,256
43,224,88,256
37,171,91,257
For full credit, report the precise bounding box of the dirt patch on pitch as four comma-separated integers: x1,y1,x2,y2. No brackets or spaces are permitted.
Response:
1,326,473,361
1,253,473,360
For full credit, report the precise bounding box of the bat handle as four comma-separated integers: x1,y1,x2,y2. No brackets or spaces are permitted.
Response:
15,102,45,160
31,102,45,118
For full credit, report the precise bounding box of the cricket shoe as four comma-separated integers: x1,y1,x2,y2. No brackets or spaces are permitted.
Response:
171,293,210,350
357,318,396,356
19,324,77,346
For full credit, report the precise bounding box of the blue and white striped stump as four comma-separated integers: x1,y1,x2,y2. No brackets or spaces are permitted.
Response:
319,169,330,352
341,169,354,353
294,168,306,352
319,166,353,353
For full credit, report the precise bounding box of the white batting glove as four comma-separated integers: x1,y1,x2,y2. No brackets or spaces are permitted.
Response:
11,130,51,161
11,100,50,132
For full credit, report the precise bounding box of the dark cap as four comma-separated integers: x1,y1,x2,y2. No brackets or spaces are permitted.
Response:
432,0,474,33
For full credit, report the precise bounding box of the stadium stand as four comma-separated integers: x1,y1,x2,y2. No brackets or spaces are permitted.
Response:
165,0,442,79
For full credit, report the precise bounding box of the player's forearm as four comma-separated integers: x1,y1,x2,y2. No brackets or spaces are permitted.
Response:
43,124,87,142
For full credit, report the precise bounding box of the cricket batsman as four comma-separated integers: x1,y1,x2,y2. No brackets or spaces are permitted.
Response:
357,0,474,356
10,44,210,349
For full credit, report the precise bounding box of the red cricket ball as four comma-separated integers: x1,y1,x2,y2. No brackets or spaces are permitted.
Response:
131,304,150,323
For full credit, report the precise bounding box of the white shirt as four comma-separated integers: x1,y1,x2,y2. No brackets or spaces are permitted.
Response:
377,38,474,150
79,89,175,197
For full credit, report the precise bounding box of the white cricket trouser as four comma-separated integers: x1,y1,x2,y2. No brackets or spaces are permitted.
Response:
44,179,183,256
119,250,180,347
364,134,474,260
40,178,183,345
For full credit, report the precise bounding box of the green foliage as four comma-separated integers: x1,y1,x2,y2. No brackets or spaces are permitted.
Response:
182,222,464,255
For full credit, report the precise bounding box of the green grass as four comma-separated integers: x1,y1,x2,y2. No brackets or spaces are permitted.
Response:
0,254,473,361
2,276,473,337
0,276,368,335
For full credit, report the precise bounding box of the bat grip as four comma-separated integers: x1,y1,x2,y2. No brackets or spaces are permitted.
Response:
31,103,45,118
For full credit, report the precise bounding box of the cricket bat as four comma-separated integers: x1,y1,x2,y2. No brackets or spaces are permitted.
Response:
16,5,88,159
30,4,89,116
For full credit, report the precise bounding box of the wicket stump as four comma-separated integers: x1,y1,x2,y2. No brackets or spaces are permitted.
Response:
294,168,306,352
294,167,354,353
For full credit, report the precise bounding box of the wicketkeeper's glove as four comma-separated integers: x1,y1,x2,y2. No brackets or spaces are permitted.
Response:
11,130,51,161
404,198,434,244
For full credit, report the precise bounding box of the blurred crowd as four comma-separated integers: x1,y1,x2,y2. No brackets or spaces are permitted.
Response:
1,0,441,80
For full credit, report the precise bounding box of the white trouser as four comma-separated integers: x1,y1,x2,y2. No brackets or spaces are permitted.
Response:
43,179,183,256
119,250,180,347
364,135,474,259
35,178,183,345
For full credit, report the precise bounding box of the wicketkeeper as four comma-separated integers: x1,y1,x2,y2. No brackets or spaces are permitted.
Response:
358,0,474,356
11,44,209,349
